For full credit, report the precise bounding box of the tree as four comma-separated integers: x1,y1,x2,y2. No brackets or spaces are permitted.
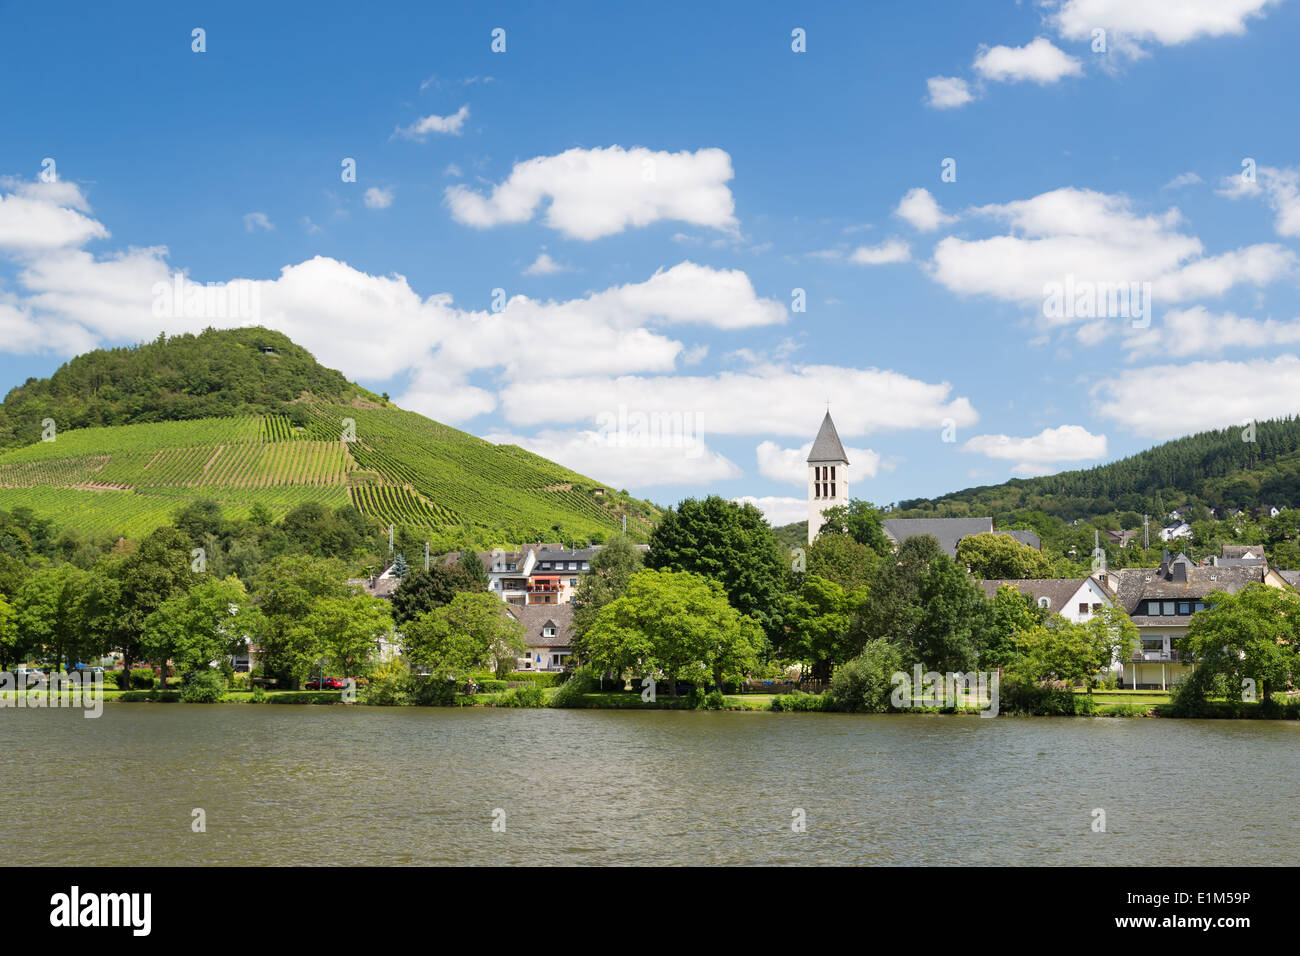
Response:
14,565,94,671
401,591,526,679
982,584,1049,670
391,553,410,578
647,496,786,643
1005,619,1098,689
142,575,264,677
117,526,201,684
1182,584,1300,707
806,533,877,593
0,595,23,671
457,549,489,588
582,569,761,696
1080,604,1139,691
303,595,393,680
828,639,904,713
253,555,349,686
816,499,891,555
572,534,644,654
777,574,856,681
390,563,483,626
956,532,1054,579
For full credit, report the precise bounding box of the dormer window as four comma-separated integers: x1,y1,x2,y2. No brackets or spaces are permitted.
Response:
1038,597,1050,609
543,626,556,637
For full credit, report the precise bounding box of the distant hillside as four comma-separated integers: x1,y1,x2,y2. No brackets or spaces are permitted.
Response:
0,329,659,545
895,416,1300,523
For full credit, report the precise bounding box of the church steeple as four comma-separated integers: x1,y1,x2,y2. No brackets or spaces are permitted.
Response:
807,411,849,544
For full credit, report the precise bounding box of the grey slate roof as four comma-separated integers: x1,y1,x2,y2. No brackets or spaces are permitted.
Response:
999,529,1042,551
1221,544,1266,561
807,412,849,463
881,517,993,557
1111,563,1266,615
505,602,573,648
1278,570,1300,590
980,578,1089,612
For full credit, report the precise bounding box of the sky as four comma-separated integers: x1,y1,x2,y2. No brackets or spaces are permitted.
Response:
2,0,1300,524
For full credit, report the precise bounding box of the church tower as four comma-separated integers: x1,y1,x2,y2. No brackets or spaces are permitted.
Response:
807,411,849,544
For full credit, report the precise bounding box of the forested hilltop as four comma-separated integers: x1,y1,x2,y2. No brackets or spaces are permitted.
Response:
0,327,382,447
896,416,1300,521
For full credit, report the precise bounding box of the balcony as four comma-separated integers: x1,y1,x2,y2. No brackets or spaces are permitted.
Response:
527,583,562,593
1130,651,1193,663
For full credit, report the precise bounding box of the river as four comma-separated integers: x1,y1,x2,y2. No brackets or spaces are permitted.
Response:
3,705,1296,865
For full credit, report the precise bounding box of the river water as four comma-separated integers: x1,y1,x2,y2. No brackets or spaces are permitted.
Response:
3,705,1296,865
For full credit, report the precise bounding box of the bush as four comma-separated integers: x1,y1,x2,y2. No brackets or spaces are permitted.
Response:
506,671,563,687
770,691,828,712
999,676,1077,716
701,689,727,710
179,669,227,703
478,679,508,693
551,670,601,708
363,659,414,706
828,639,903,713
412,676,458,706
129,667,156,690
498,684,547,708
250,685,268,703
230,672,251,691
112,669,130,690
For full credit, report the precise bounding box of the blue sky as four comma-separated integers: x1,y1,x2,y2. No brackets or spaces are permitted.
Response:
2,0,1300,523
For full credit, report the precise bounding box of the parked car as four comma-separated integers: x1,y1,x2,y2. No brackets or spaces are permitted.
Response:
306,677,346,690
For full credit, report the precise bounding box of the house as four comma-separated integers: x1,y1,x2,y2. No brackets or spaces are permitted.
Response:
879,516,1041,559
1103,529,1140,548
506,603,574,672
979,575,1114,624
1213,544,1266,567
1099,552,1298,690
527,546,596,605
1158,522,1192,542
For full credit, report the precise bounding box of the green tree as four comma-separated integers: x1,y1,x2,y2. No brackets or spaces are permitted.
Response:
777,574,856,681
828,639,904,713
14,565,94,671
457,549,489,588
981,584,1049,670
806,533,877,592
117,526,201,683
303,595,393,680
1182,584,1300,707
1080,604,1139,691
955,532,1054,579
0,595,23,670
1006,619,1097,688
816,499,891,555
401,591,526,679
646,496,786,643
253,555,349,686
142,575,265,677
582,569,761,696
390,563,483,626
572,534,644,655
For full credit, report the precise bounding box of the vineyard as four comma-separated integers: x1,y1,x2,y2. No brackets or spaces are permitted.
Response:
0,407,660,543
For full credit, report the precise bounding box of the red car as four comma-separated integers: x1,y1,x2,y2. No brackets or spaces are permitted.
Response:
306,677,347,690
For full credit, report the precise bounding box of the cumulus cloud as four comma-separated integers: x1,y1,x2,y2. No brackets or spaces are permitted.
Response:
522,252,569,275
928,187,1294,314
1218,165,1300,238
363,187,394,210
756,440,881,485
732,495,808,527
0,179,107,252
444,145,738,240
1124,306,1300,358
973,37,1083,84
1094,354,1300,439
926,76,974,109
963,425,1108,475
1054,0,1279,51
895,188,956,232
243,212,274,232
849,239,911,265
395,105,470,139
1163,172,1202,190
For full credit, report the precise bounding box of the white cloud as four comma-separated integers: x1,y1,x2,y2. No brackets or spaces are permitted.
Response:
523,252,569,275
1218,165,1300,238
973,37,1083,84
849,239,911,265
963,424,1107,475
732,495,808,527
395,105,470,139
498,367,978,435
243,212,274,233
0,179,107,252
1055,0,1279,50
1124,306,1300,358
1163,172,1202,190
928,187,1293,313
444,145,738,240
926,76,974,109
363,187,394,210
485,428,741,487
895,188,956,232
756,440,881,485
1094,354,1300,439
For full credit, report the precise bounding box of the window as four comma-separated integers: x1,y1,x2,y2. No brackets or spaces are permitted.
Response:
1177,602,1191,615
1038,597,1050,609
1147,601,1161,616
830,483,836,497
570,578,578,587
580,562,589,570
830,466,836,481
1079,603,1089,614
1162,601,1175,615
1194,602,1206,612
543,626,556,637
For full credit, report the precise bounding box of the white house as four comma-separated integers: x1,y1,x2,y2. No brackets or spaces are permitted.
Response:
979,575,1114,624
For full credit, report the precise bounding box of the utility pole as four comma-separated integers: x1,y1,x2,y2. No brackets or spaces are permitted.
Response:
424,541,429,571
1143,514,1149,551
388,524,394,554
622,514,626,534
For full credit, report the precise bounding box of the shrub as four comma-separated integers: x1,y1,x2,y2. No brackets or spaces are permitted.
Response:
412,676,458,706
770,691,828,712
230,672,251,691
702,689,727,710
363,659,414,706
250,685,267,703
179,669,227,703
828,639,903,713
498,684,547,708
478,679,508,693
112,669,130,690
999,676,1077,716
551,670,601,708
129,667,156,690
507,671,562,687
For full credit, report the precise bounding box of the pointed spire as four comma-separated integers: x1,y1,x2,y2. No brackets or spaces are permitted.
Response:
807,411,849,463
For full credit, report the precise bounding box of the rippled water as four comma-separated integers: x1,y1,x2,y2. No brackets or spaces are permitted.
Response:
3,705,1297,865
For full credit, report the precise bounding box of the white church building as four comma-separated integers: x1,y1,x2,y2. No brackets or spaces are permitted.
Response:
807,411,849,544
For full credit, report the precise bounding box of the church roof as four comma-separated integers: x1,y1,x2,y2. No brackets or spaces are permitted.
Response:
807,412,849,463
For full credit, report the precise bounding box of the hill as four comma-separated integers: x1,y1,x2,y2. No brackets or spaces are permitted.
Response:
894,416,1300,523
0,329,659,545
